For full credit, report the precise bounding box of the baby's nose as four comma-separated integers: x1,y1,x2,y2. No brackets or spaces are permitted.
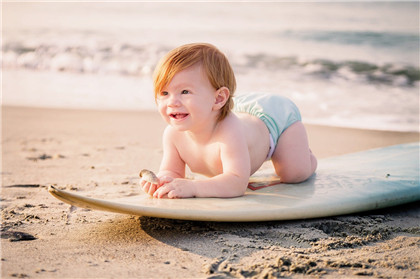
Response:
168,95,181,107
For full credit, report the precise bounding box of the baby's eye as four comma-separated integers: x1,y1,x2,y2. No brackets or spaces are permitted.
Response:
181,90,190,94
159,91,169,97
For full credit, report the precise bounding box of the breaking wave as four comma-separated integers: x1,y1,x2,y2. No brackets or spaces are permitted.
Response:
2,41,419,87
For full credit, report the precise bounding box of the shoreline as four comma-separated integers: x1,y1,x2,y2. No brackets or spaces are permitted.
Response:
1,105,419,278
3,105,419,159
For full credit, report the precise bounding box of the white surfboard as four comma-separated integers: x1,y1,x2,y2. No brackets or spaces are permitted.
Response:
48,143,420,222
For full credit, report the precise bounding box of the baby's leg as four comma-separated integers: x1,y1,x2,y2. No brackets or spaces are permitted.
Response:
271,121,317,183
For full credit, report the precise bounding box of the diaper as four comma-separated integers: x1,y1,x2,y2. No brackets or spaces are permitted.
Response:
233,93,302,160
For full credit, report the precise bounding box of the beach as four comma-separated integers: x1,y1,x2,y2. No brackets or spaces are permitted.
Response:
1,106,419,278
2,2,419,278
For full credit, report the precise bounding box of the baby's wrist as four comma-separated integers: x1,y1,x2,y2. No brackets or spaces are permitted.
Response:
158,170,183,179
189,180,199,198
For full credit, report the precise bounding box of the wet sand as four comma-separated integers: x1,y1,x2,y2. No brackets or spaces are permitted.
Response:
1,106,419,278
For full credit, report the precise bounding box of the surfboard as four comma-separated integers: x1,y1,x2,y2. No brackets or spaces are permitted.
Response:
48,142,420,222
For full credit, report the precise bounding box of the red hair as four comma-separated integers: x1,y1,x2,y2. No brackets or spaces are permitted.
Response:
153,43,236,121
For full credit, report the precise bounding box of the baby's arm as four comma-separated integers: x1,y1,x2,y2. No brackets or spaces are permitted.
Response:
141,126,185,195
191,141,251,198
154,122,251,198
158,126,186,178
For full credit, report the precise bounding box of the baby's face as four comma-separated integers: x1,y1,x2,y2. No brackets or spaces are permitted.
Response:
157,64,218,131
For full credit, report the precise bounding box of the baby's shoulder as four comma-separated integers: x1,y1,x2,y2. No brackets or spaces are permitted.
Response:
215,113,244,136
163,125,184,139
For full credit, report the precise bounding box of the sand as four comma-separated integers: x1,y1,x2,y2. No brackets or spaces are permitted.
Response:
1,106,419,278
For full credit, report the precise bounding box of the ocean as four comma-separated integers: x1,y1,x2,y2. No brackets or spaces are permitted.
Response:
2,2,419,131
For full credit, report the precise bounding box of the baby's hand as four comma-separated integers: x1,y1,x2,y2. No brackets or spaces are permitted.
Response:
153,178,196,199
140,176,173,196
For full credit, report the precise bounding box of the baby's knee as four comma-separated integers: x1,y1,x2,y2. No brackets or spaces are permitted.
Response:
277,170,309,184
276,164,315,184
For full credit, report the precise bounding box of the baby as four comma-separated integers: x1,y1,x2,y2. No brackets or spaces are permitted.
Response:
140,43,317,199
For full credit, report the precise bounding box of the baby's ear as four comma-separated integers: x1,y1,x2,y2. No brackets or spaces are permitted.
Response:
213,87,230,110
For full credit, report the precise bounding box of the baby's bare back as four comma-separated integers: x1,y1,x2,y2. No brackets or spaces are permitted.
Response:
235,112,271,173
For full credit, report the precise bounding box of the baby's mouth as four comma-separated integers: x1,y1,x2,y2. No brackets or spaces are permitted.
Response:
170,113,189,120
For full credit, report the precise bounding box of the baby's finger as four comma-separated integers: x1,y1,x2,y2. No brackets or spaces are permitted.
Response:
142,181,151,194
153,185,170,199
147,183,157,196
139,179,145,187
158,176,173,186
153,187,163,198
167,190,179,199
